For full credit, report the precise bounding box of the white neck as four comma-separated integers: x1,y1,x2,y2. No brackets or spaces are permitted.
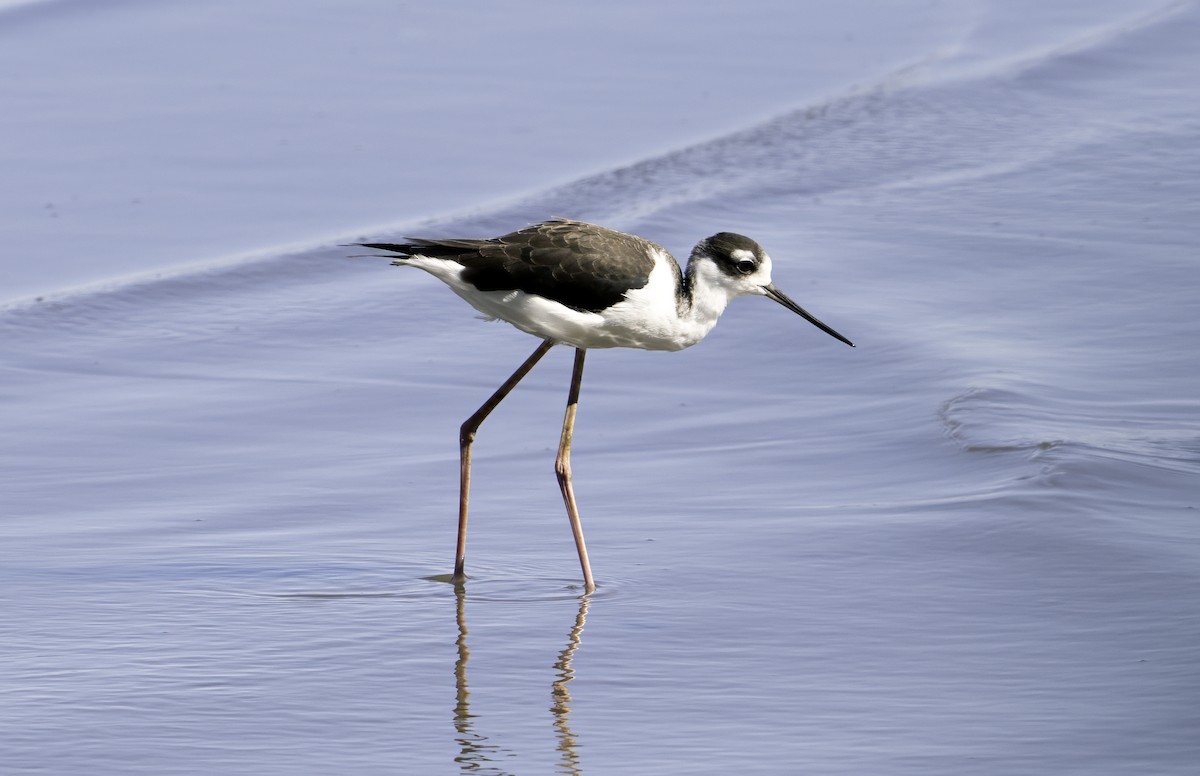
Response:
674,258,736,346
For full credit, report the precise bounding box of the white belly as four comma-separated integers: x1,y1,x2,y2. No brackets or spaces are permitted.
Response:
402,255,721,351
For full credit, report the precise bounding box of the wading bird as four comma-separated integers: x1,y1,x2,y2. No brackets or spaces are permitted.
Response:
358,218,853,593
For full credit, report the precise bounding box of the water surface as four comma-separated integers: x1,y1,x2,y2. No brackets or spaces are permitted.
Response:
3,1,1198,774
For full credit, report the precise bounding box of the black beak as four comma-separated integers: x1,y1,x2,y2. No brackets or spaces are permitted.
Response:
763,284,854,347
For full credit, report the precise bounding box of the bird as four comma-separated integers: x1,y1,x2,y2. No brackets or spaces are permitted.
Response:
357,218,853,593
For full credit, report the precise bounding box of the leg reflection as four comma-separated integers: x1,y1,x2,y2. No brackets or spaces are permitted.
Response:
452,581,514,775
451,583,591,775
551,594,589,776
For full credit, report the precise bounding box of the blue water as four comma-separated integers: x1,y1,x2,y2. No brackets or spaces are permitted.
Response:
2,1,1198,774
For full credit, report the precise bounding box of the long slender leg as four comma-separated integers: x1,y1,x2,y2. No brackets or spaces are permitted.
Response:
454,338,556,581
555,348,595,593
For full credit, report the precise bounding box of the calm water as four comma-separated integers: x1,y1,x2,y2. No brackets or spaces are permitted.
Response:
3,1,1199,774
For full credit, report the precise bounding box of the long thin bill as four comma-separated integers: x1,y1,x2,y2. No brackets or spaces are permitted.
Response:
763,284,855,347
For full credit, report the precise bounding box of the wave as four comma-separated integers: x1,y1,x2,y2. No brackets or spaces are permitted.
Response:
940,382,1200,510
2,0,1193,320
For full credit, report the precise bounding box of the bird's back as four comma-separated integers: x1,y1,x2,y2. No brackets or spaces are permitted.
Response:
362,219,676,314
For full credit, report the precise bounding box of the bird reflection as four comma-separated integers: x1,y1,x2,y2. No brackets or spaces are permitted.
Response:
550,595,589,775
452,582,589,774
452,581,513,774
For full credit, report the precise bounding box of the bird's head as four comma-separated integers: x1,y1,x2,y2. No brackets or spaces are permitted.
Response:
690,232,854,347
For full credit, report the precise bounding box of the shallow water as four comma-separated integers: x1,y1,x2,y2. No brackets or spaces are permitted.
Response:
3,1,1199,774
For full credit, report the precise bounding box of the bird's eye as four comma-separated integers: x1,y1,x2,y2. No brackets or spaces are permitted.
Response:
734,259,756,274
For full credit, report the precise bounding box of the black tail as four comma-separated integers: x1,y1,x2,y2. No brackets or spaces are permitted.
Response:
355,237,496,261
356,242,415,259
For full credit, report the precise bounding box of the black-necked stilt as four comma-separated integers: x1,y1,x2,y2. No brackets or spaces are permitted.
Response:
358,218,853,593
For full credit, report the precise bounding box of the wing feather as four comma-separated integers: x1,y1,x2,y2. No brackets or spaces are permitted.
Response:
361,219,676,313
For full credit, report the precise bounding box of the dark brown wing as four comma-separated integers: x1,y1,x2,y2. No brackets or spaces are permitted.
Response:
360,218,674,313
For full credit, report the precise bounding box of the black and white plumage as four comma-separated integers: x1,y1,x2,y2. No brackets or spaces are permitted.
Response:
359,218,854,352
357,218,853,593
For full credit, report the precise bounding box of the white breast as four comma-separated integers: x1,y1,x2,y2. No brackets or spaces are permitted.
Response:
592,253,717,351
